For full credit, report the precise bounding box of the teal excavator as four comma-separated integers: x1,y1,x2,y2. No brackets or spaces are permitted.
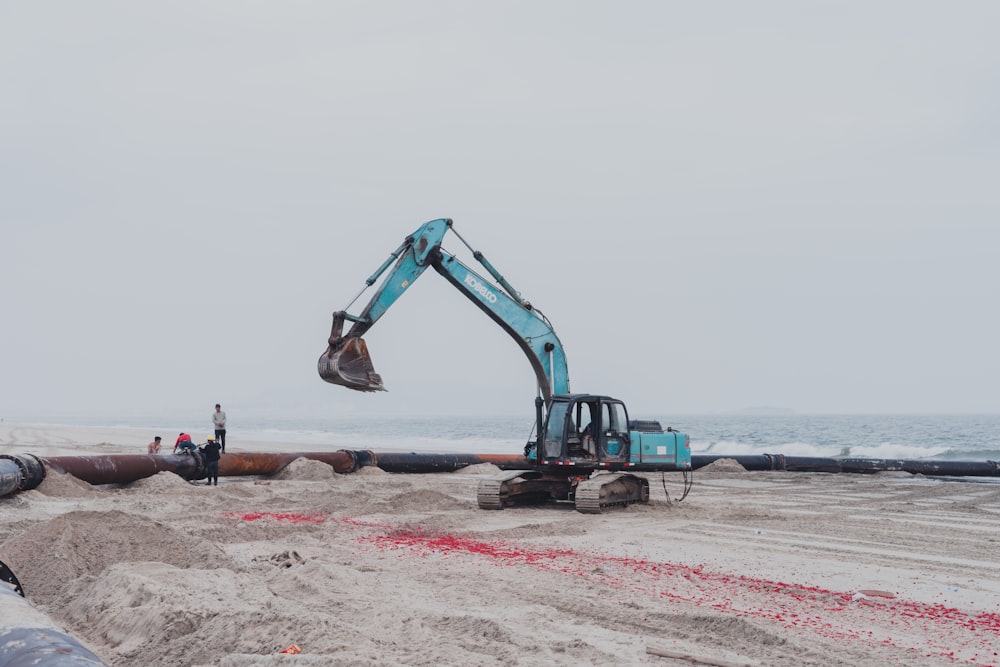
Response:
318,218,691,512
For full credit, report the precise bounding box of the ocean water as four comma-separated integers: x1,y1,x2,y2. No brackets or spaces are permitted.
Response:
672,413,1000,461
31,412,1000,461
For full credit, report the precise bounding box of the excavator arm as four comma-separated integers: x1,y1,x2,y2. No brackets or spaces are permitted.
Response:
318,218,569,404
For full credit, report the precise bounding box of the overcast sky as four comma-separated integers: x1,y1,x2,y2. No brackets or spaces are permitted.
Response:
2,1,998,421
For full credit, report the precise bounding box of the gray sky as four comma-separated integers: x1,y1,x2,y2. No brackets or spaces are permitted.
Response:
2,1,998,420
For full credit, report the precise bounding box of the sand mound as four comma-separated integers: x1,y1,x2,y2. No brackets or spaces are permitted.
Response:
454,462,502,475
354,465,387,475
698,458,747,472
378,489,470,512
59,562,343,667
36,470,106,498
272,458,335,481
129,471,199,492
1,510,228,604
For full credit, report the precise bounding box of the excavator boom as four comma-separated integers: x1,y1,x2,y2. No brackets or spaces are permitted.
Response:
318,218,568,403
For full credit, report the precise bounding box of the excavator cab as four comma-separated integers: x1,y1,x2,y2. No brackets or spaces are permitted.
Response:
317,312,385,392
539,395,631,465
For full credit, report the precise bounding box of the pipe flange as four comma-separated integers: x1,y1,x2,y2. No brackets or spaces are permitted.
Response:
762,453,786,471
340,450,375,473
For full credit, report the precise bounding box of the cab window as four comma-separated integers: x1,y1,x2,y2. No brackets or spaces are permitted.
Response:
606,402,627,433
598,402,629,459
542,402,569,458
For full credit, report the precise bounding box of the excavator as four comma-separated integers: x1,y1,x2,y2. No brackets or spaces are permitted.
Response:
318,218,691,513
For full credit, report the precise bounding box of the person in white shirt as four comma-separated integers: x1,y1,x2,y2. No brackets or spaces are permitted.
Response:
212,404,227,452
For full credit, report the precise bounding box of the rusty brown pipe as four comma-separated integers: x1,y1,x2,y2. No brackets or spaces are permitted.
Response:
219,450,362,476
39,453,202,486
1,450,536,496
218,451,533,475
34,451,364,486
0,449,539,498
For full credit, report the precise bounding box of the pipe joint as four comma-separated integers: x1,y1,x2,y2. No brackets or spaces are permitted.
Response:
340,450,375,473
763,453,786,471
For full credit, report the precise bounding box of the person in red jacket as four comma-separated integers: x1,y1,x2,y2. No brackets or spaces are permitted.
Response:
173,433,196,454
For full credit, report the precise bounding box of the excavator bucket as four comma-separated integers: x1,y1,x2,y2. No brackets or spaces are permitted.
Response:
318,312,385,392
318,337,385,392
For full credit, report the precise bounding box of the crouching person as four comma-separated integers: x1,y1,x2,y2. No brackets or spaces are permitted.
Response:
201,435,222,486
174,433,197,455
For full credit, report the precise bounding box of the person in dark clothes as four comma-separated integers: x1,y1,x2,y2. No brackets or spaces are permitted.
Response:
201,435,222,486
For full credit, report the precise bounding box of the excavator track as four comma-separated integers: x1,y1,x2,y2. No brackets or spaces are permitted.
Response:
477,471,570,509
477,471,534,509
574,473,650,514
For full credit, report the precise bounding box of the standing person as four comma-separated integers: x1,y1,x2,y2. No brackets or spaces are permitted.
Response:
201,435,222,486
147,436,162,454
212,404,227,452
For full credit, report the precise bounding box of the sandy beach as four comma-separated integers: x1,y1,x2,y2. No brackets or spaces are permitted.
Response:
1,423,999,667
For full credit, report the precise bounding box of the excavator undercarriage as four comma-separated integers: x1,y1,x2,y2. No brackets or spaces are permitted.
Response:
476,470,651,514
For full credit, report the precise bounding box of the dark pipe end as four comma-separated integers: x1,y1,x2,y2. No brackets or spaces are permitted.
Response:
0,558,24,597
0,454,45,491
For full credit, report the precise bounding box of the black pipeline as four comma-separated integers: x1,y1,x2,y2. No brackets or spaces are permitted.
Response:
0,582,108,666
691,454,1000,476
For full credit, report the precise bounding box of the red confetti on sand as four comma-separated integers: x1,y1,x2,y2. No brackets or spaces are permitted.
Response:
224,513,1000,664
360,525,1000,665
